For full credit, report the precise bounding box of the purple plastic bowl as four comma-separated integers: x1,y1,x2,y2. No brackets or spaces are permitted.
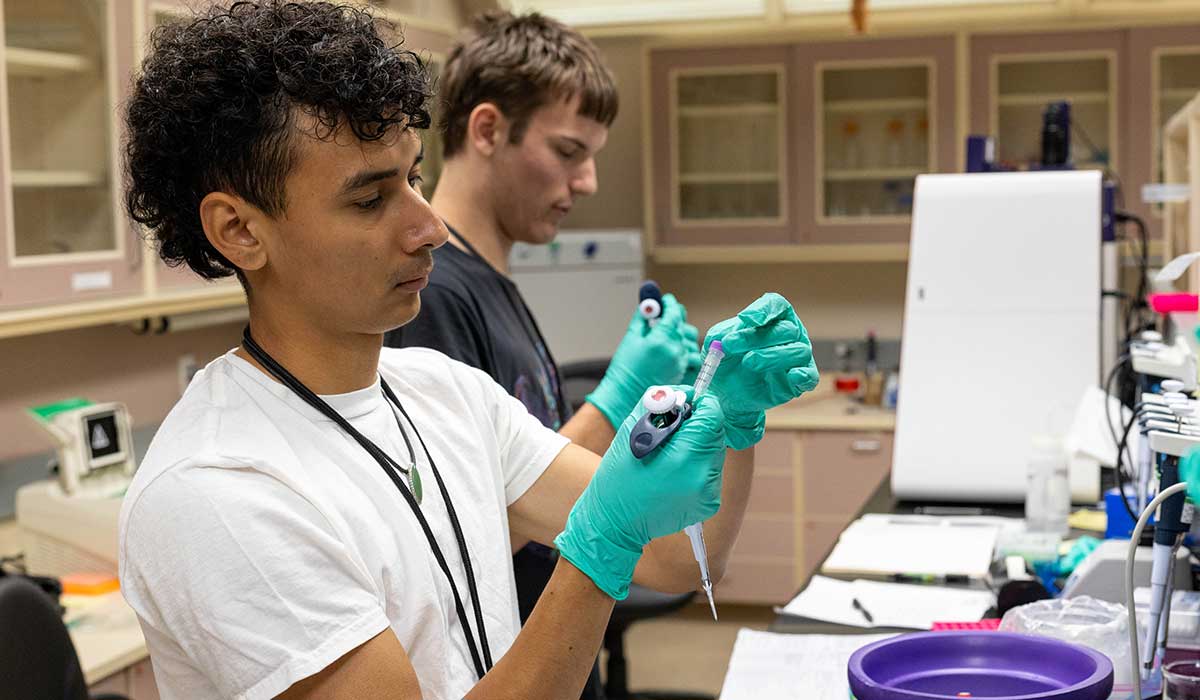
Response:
847,631,1114,700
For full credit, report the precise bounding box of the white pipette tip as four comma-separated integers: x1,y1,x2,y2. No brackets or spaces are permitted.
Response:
703,582,717,621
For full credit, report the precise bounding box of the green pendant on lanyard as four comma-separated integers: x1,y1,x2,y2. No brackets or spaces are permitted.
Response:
409,465,423,505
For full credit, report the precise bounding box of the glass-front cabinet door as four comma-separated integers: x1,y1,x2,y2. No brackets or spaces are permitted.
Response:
0,0,142,308
992,55,1114,170
649,45,793,247
969,31,1125,178
817,62,931,222
1127,26,1200,238
673,67,785,226
796,35,957,245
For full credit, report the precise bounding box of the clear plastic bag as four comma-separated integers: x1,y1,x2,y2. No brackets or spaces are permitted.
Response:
999,595,1133,687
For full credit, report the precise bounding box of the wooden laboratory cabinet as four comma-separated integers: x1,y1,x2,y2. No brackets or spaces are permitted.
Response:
1126,25,1200,240
796,36,957,245
646,36,955,253
647,45,794,247
969,30,1126,180
712,427,893,605
0,0,144,308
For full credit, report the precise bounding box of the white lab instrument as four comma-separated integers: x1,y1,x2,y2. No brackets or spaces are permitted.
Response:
26,400,135,497
892,171,1102,503
509,231,643,366
1062,539,1189,604
16,479,121,577
16,399,135,578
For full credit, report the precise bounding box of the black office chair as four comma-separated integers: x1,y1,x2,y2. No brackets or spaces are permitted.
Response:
0,575,128,700
560,360,716,700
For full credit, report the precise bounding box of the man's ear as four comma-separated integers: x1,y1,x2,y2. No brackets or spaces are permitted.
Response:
466,102,509,157
198,192,268,273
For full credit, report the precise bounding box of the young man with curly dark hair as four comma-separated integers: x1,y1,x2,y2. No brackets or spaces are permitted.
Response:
117,2,819,699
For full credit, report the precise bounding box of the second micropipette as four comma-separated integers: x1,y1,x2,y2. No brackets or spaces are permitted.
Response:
688,340,725,621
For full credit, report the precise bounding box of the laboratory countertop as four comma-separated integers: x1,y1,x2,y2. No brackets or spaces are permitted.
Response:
0,518,148,684
68,593,148,685
765,387,896,432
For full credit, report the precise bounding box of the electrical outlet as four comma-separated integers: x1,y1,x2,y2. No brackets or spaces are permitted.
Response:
178,354,199,396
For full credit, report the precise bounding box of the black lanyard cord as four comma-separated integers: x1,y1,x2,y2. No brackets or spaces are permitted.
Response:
380,380,495,670
240,327,493,678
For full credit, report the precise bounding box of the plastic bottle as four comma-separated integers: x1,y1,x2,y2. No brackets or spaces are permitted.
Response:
913,115,929,168
842,119,862,170
1026,436,1070,536
885,117,905,167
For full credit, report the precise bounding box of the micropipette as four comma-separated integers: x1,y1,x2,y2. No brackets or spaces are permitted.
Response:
688,340,725,621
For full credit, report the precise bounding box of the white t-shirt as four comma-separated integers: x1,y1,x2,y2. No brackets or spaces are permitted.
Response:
118,347,569,700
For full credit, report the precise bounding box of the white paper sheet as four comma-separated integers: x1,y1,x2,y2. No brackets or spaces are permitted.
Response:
720,629,895,700
778,576,995,630
821,517,999,579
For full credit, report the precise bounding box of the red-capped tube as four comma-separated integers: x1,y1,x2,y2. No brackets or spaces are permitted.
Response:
1149,293,1200,314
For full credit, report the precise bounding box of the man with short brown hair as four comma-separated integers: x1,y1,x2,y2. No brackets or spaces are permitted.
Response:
389,11,692,455
385,13,701,697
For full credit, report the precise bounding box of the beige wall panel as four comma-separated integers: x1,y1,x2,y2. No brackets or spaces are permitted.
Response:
563,36,648,231
0,321,241,461
648,261,907,340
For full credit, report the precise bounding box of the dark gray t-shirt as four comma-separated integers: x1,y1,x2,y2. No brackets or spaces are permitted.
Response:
384,231,569,432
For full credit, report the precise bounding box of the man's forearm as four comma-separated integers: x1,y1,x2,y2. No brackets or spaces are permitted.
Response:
467,558,614,700
636,446,755,591
559,402,617,455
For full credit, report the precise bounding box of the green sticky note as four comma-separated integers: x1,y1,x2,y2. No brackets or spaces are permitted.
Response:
27,398,93,423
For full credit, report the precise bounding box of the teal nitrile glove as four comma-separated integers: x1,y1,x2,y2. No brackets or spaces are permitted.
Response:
702,293,820,450
1181,446,1200,505
555,388,726,600
586,293,701,430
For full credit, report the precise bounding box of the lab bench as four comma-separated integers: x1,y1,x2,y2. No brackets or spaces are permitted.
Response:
767,475,1015,637
711,391,895,605
0,517,154,698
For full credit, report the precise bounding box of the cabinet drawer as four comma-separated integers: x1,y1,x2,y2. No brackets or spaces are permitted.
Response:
746,471,794,514
802,431,892,518
730,514,794,559
714,559,798,605
803,519,848,577
755,430,795,469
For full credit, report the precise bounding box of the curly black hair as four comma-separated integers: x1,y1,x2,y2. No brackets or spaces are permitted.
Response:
124,0,432,282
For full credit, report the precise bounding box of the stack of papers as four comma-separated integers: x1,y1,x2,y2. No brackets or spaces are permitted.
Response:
778,576,995,630
720,629,895,700
821,514,1002,579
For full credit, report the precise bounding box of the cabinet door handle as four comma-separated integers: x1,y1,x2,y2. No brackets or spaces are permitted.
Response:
851,439,881,453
